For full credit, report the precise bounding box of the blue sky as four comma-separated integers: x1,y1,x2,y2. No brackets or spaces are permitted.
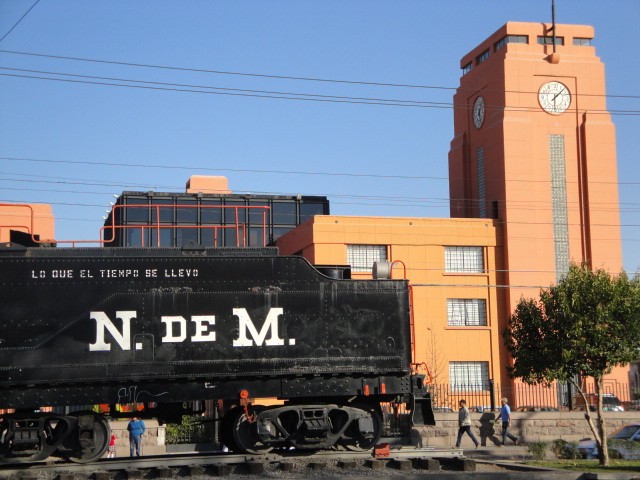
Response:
1,1,639,274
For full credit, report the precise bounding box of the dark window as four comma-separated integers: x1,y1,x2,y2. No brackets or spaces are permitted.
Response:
537,36,564,45
224,199,246,225
201,199,222,224
176,198,198,224
573,37,592,46
300,202,325,221
248,226,265,246
476,49,489,65
151,198,174,224
176,227,198,246
248,200,270,225
494,35,528,51
225,228,239,247
272,201,297,225
462,62,473,75
124,197,149,223
272,226,292,242
200,228,222,247
126,227,143,247
150,227,173,247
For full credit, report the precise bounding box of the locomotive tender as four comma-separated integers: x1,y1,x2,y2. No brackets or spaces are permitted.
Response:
0,242,434,463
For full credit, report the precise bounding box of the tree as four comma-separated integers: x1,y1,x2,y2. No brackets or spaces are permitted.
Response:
502,263,640,466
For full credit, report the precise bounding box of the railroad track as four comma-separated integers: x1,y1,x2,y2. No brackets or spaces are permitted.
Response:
0,446,470,478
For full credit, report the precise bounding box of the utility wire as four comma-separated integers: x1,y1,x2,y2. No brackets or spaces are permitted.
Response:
2,156,639,186
0,1,40,44
3,69,639,115
1,48,639,100
0,67,452,108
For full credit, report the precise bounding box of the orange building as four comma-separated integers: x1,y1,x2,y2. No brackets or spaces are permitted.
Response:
0,203,55,244
276,215,507,408
448,22,626,394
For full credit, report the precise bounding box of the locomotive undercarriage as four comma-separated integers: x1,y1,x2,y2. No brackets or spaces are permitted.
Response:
222,402,384,453
0,411,109,463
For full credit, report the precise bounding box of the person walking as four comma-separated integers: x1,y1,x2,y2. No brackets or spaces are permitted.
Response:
127,416,146,457
455,399,479,449
494,397,518,446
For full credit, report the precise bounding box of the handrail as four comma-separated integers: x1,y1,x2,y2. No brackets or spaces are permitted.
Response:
1,203,270,248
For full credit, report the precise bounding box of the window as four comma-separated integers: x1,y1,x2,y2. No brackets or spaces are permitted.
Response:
151,198,174,224
447,299,487,326
494,35,528,51
300,202,325,222
272,201,297,225
347,245,387,273
124,197,149,224
476,147,486,218
537,36,564,46
444,246,484,273
461,62,473,76
449,361,490,391
573,37,592,46
476,49,489,65
176,198,198,224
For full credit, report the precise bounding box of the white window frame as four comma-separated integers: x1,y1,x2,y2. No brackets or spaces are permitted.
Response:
449,361,490,391
447,299,487,326
444,246,484,273
347,245,387,273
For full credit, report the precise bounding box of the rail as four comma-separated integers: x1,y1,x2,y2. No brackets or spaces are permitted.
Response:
1,203,270,248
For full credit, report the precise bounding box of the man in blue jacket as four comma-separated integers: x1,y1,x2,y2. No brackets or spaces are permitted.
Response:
127,416,146,457
494,398,518,446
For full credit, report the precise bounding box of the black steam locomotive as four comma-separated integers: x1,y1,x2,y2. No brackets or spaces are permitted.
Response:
0,243,433,463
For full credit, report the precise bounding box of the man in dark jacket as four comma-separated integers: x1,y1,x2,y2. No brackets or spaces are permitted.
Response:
127,416,146,457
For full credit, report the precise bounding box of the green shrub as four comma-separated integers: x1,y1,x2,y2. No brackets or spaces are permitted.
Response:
551,439,579,459
526,441,548,461
165,415,213,444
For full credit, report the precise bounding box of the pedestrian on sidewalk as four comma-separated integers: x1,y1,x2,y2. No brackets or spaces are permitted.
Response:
494,398,518,446
455,399,479,449
127,416,146,457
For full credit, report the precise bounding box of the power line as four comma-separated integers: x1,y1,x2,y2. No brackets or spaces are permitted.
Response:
0,1,40,44
1,48,639,100
0,66,453,108
2,70,639,116
2,156,639,186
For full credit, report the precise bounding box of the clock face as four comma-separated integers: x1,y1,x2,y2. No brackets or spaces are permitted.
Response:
473,96,485,128
538,81,571,114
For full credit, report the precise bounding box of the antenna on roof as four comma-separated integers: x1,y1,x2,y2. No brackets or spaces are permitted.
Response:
551,0,557,54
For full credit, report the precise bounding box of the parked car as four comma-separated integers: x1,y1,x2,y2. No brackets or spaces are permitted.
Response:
577,422,640,459
572,393,624,412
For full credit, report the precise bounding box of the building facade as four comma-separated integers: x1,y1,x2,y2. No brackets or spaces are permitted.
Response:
448,22,626,393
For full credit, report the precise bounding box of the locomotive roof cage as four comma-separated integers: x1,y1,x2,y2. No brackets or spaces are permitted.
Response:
101,191,329,248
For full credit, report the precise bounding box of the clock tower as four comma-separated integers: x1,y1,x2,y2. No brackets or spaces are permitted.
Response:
448,22,623,384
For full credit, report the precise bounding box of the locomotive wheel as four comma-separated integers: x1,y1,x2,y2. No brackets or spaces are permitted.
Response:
63,412,110,463
230,406,273,454
342,404,383,451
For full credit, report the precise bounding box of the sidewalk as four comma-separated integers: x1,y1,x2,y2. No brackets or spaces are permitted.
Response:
461,444,532,462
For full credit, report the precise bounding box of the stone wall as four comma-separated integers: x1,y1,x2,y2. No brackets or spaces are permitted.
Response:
412,412,640,448
107,419,166,458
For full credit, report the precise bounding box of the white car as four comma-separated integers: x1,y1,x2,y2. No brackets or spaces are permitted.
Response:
577,423,640,459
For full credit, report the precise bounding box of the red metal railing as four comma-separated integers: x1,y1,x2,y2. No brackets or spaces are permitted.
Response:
1,203,269,248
